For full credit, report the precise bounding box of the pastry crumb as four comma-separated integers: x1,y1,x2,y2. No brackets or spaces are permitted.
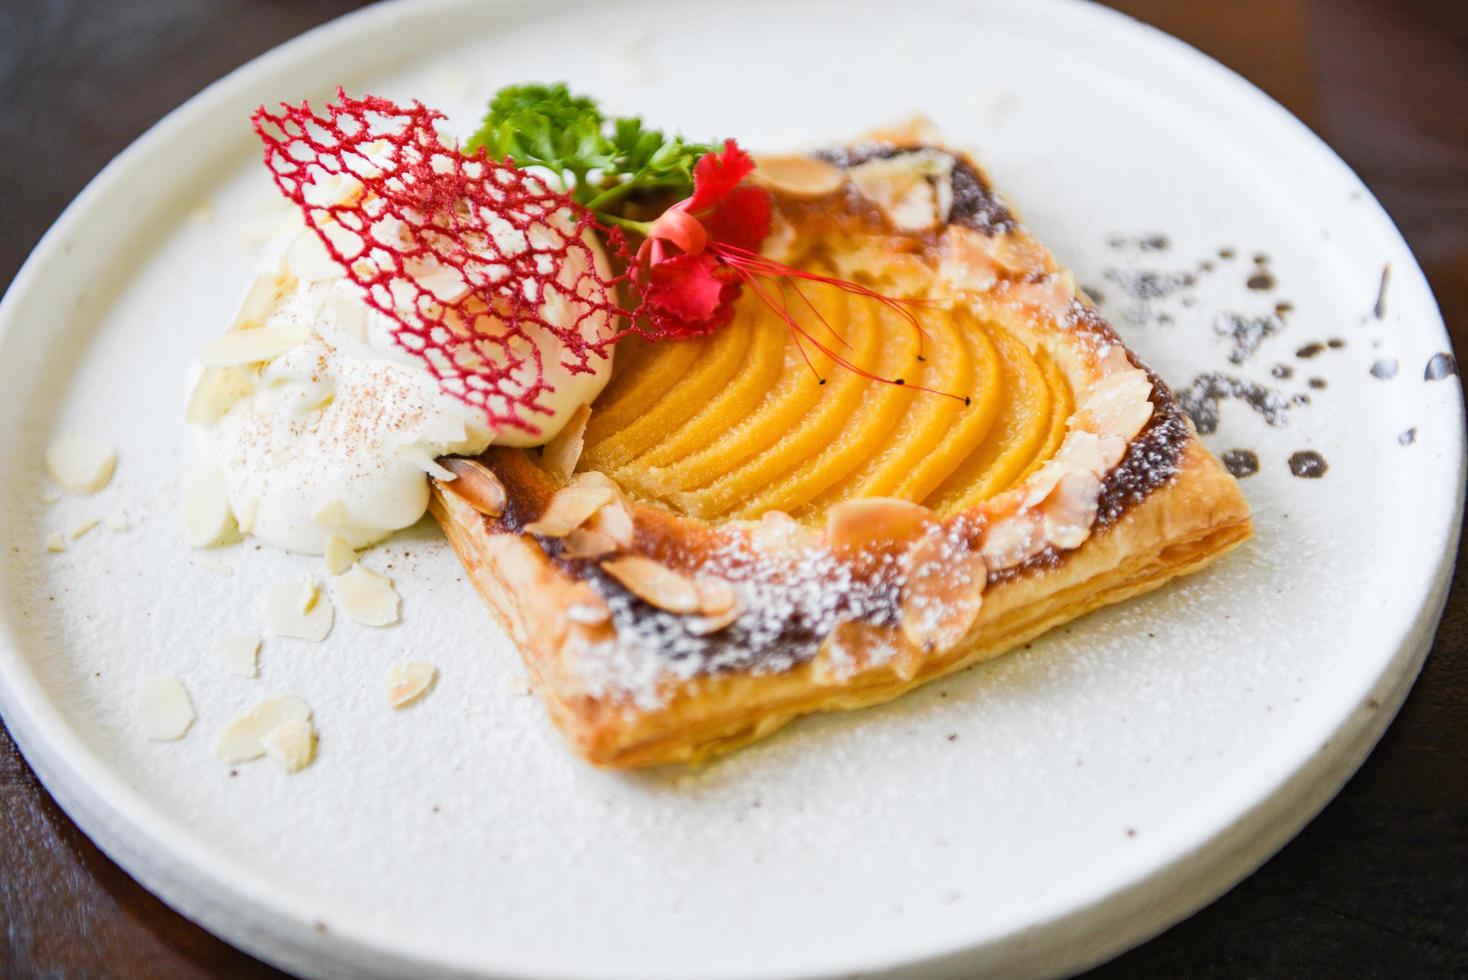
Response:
44,533,66,554
70,518,100,540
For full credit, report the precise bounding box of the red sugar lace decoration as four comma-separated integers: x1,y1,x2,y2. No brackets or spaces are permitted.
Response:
252,90,633,437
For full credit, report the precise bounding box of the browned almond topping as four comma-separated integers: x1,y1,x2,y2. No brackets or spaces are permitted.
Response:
825,497,934,553
561,527,618,560
523,484,616,538
565,582,611,626
438,458,507,517
600,556,700,614
541,404,592,481
694,577,739,616
752,155,846,197
900,534,987,653
588,500,635,548
686,605,741,636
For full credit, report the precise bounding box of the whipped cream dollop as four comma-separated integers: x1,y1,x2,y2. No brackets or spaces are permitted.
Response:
190,221,614,554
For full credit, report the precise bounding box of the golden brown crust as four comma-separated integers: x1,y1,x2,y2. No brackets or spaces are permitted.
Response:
428,127,1254,768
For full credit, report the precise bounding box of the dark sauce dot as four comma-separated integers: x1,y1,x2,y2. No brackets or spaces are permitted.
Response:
1308,377,1327,389
1158,312,1176,325
1425,352,1458,381
818,378,827,385
1292,393,1311,405
1296,342,1325,359
893,378,905,385
1275,301,1294,315
1221,449,1260,478
1271,364,1294,380
1246,272,1275,290
963,396,971,406
1398,427,1417,446
1199,260,1216,273
1288,450,1328,478
1218,247,1236,259
1142,233,1169,251
915,354,926,362
1370,359,1398,379
1253,252,1270,264
1327,337,1346,349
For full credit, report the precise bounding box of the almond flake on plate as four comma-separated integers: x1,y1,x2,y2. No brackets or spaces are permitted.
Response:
333,564,400,626
45,432,116,494
323,534,357,576
44,533,66,554
216,635,261,678
213,694,312,763
182,465,239,548
264,581,334,641
70,517,100,540
137,676,195,741
105,511,130,532
262,719,316,772
541,403,591,480
387,661,436,708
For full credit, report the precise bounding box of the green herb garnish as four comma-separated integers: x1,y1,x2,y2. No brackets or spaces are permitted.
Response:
465,83,716,216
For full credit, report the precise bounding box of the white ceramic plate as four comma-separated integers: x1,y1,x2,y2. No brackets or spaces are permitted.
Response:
1,1,1461,977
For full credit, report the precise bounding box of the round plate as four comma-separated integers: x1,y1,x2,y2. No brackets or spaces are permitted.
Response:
0,1,1461,977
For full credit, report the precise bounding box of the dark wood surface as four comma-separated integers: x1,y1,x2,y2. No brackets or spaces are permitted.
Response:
1,1,1464,976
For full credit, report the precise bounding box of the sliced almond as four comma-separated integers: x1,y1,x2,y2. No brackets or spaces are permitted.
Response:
979,508,1047,571
686,604,741,636
567,470,621,493
811,621,907,685
214,694,311,763
437,458,507,517
333,564,400,626
45,432,116,494
387,661,436,708
70,518,99,540
229,273,280,331
753,154,846,197
600,556,700,614
185,366,256,425
182,465,238,548
105,511,130,532
264,581,334,641
323,534,357,575
194,555,232,577
234,496,260,536
541,403,591,481
694,578,739,616
1079,370,1155,442
198,325,310,367
137,676,195,741
901,534,987,653
262,718,316,773
561,527,618,559
44,533,66,554
216,635,261,678
587,500,635,548
286,232,340,284
523,484,616,538
748,510,821,551
566,582,611,626
1040,469,1101,550
825,497,934,553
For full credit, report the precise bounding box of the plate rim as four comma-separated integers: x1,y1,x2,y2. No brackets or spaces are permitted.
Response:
0,0,1461,977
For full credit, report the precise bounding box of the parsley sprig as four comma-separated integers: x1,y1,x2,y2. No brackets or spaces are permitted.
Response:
465,83,715,219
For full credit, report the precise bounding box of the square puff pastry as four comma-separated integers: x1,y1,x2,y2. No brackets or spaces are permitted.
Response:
429,121,1252,768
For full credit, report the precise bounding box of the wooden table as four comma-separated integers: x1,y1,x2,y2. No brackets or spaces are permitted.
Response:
2,1,1464,975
